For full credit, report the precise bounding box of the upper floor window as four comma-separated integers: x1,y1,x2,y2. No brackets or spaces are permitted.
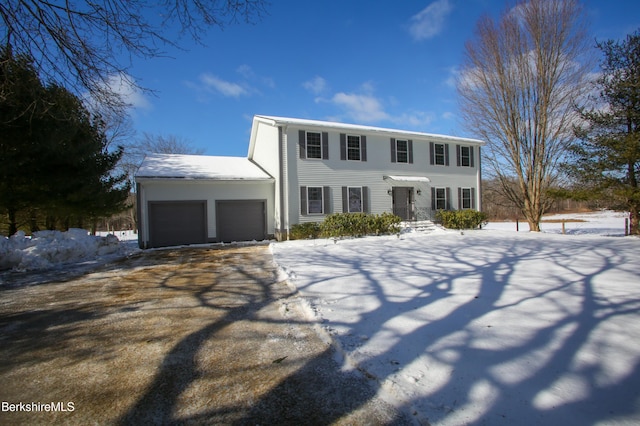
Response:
396,140,408,163
456,145,474,167
299,130,328,160
306,132,322,159
347,135,361,161
430,142,450,166
390,138,413,164
340,134,367,161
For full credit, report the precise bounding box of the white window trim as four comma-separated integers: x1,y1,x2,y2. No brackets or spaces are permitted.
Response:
346,134,362,161
305,131,323,160
347,186,363,213
460,145,471,167
461,187,472,210
307,186,324,215
396,139,409,163
435,187,447,210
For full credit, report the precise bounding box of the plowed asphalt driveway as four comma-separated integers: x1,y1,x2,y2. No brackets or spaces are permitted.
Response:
0,244,409,425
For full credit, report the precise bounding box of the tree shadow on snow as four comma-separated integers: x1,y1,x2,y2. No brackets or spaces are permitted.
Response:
274,234,640,424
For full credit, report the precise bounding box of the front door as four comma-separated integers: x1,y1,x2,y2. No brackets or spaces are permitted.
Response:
392,187,413,220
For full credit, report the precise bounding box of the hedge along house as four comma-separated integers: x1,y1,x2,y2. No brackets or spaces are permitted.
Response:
136,115,484,247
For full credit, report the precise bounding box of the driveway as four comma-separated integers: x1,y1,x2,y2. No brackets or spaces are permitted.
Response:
0,245,409,425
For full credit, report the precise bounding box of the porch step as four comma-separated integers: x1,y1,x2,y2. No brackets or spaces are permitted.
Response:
400,220,438,233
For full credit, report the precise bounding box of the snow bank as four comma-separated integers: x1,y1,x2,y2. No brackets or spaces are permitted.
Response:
0,229,131,271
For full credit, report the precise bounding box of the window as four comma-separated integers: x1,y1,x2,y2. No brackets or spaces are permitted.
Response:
299,130,328,160
307,187,324,214
396,140,408,163
347,135,361,161
348,187,362,213
306,132,322,159
430,142,449,166
458,187,475,210
456,145,474,167
434,188,447,210
340,134,367,161
461,188,472,209
435,144,445,165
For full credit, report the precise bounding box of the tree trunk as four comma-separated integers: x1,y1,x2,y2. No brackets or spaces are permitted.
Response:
7,208,18,236
631,207,639,235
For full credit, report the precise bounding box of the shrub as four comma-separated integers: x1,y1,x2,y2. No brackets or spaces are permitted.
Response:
289,222,321,240
319,212,401,238
435,209,488,230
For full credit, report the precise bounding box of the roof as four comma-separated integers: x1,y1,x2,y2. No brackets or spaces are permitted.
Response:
135,153,273,181
254,115,485,145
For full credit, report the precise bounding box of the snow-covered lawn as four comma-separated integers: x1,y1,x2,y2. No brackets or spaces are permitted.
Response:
272,211,640,425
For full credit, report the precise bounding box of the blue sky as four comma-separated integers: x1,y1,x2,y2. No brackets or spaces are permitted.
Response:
121,0,640,157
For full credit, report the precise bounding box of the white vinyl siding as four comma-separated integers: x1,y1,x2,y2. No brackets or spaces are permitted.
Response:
289,126,480,224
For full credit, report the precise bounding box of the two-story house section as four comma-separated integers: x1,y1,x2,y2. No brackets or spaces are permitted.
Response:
248,115,484,241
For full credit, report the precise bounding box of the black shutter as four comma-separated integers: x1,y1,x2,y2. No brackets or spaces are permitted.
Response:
322,132,329,160
429,142,435,165
470,146,475,167
323,186,331,214
408,140,414,164
299,130,306,159
431,187,436,210
456,144,461,167
445,144,450,166
340,134,346,160
458,187,462,210
390,138,396,163
363,186,369,213
300,186,307,215
342,186,348,213
446,187,451,209
361,135,367,161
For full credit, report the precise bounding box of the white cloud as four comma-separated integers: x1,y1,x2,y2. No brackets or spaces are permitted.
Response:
331,92,390,123
237,65,275,89
103,73,152,110
303,76,328,95
199,73,248,97
408,0,453,41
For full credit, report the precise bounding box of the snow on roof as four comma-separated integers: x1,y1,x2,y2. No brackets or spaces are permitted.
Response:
255,115,485,145
135,154,273,181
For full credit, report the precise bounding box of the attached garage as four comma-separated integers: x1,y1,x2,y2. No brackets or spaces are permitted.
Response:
148,201,207,248
216,200,266,242
136,154,275,248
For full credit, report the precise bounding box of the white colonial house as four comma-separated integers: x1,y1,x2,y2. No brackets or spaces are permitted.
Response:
135,115,484,248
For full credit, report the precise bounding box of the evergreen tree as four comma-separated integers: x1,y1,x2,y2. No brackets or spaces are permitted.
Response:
569,30,640,235
0,48,131,235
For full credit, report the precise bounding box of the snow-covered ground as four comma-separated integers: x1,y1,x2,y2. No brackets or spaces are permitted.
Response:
272,211,640,425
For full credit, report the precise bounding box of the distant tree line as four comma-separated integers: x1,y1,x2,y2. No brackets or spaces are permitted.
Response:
0,48,130,235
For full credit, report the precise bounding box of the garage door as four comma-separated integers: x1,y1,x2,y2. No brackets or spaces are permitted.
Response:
217,200,266,242
148,201,207,248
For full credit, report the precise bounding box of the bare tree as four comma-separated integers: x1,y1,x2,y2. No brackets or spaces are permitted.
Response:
457,0,592,231
120,132,205,183
1,0,265,112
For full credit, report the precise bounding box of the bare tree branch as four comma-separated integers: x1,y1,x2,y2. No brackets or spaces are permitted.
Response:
1,0,266,114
